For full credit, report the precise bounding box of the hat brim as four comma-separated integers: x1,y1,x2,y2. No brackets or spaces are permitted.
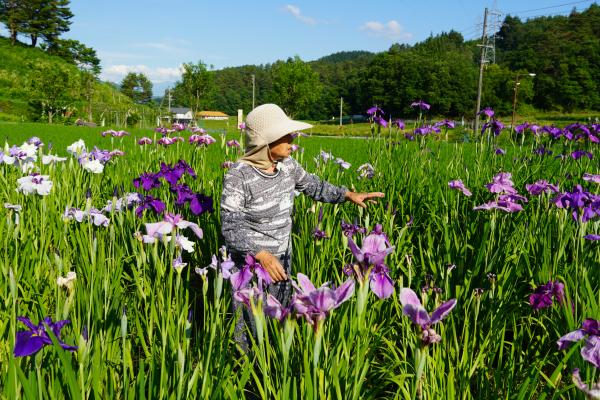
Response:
261,119,313,143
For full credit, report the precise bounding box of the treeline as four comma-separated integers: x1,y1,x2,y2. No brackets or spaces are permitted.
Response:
198,4,600,119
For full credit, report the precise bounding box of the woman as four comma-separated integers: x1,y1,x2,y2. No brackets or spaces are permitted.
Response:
220,104,383,349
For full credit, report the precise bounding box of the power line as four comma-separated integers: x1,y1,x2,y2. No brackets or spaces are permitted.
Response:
505,0,595,15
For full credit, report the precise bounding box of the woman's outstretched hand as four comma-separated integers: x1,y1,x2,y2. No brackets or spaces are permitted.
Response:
255,250,288,282
345,191,385,208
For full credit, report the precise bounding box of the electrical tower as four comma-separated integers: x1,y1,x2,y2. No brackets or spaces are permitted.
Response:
474,6,502,134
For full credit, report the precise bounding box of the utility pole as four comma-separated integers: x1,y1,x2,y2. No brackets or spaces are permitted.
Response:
474,7,488,136
339,97,343,127
251,74,256,110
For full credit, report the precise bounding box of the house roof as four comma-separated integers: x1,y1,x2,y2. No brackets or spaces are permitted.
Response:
170,107,191,114
197,111,229,117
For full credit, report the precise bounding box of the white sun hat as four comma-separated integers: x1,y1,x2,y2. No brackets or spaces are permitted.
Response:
245,103,312,143
239,104,312,170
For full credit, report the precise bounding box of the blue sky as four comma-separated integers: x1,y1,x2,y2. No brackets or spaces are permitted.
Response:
57,0,597,93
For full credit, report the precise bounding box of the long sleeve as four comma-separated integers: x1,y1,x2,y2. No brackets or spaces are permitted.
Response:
291,158,348,203
220,168,257,255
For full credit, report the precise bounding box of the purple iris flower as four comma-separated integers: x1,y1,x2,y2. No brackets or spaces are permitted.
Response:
529,280,565,309
448,179,472,197
495,148,506,155
552,185,600,223
291,273,354,328
583,173,600,184
135,195,166,218
482,119,505,136
366,106,384,116
404,133,415,141
347,229,395,299
525,180,560,196
410,100,431,111
585,234,600,241
221,161,234,169
158,160,196,187
230,254,273,290
138,137,153,145
14,316,77,357
478,107,495,118
392,119,405,129
399,288,456,345
190,193,213,215
340,220,366,237
572,150,593,160
515,122,529,134
133,172,161,191
226,140,240,148
434,119,455,128
533,146,553,156
558,319,600,368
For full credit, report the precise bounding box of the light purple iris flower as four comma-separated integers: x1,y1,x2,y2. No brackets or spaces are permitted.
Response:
138,137,153,145
473,194,526,213
583,173,600,184
448,179,472,197
197,251,235,278
529,280,564,310
291,273,354,328
14,316,77,357
557,319,600,368
334,158,351,170
144,213,203,241
189,134,216,146
584,234,600,241
347,229,395,299
525,180,560,196
226,140,240,148
572,368,600,399
485,172,518,195
399,288,456,345
410,100,431,111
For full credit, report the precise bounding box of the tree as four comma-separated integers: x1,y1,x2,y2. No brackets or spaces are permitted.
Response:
120,72,153,104
45,39,101,75
271,56,322,118
171,60,215,115
0,0,26,45
29,61,80,123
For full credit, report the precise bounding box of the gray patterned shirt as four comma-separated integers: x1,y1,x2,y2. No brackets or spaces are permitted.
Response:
221,156,347,260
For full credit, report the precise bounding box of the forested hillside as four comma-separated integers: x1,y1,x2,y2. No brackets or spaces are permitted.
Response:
207,4,600,119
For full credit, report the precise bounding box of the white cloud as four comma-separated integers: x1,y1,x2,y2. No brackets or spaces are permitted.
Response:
100,64,183,84
283,4,316,25
360,20,412,40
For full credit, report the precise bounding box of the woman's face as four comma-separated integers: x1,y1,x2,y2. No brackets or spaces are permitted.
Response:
269,134,294,161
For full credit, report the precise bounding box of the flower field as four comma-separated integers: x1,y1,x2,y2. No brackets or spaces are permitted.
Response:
1,114,600,399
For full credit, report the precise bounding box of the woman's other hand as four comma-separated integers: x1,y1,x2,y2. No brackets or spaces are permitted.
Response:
255,250,288,282
345,191,385,208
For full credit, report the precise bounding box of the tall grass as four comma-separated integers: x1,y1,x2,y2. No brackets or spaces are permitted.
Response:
0,124,598,398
